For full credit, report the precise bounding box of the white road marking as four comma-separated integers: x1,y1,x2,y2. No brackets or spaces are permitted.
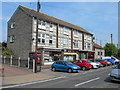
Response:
2,76,66,88
75,77,100,87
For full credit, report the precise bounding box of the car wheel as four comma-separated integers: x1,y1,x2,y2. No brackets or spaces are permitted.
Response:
68,68,72,73
82,67,86,71
52,67,56,72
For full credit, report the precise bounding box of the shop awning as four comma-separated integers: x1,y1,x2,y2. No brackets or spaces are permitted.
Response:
64,53,78,55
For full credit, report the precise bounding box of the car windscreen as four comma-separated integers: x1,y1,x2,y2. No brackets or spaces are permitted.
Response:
97,60,104,62
114,64,120,69
66,62,73,65
86,60,91,63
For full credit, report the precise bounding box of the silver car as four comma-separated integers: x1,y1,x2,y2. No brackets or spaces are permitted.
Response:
110,64,120,82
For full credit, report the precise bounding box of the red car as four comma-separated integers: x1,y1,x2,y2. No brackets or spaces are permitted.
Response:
94,59,108,67
73,59,92,70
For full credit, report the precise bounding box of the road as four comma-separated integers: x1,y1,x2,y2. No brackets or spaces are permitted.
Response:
8,65,118,88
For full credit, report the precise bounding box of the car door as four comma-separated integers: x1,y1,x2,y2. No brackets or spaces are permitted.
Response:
57,61,68,71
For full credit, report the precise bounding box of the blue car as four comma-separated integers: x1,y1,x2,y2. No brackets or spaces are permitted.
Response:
51,60,80,73
104,59,115,65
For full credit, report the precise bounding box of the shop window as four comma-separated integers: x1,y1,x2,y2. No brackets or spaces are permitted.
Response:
10,35,15,43
11,22,15,28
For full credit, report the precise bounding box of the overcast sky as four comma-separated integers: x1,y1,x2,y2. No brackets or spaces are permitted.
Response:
1,1,118,47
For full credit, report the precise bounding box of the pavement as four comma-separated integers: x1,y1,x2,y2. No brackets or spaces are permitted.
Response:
0,64,56,87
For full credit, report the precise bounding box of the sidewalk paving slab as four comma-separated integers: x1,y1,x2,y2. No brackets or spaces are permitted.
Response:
0,64,56,86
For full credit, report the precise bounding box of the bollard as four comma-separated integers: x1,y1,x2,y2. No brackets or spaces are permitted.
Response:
10,55,13,66
18,57,21,67
33,59,35,73
28,57,30,69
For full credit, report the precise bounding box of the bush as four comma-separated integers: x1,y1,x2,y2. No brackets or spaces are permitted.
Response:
2,51,11,56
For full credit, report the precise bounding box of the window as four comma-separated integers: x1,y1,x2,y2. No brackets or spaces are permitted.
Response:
74,30,78,35
88,43,91,49
11,22,15,28
10,35,15,43
74,40,78,48
84,42,87,49
38,20,42,25
101,52,103,55
42,21,46,26
79,61,83,63
37,33,45,44
49,35,52,44
63,27,68,32
98,52,100,55
63,38,69,46
50,23,53,28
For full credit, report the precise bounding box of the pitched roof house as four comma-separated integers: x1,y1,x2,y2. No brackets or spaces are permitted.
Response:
7,5,94,65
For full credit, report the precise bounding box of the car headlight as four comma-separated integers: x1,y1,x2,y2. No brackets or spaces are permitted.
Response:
73,67,77,69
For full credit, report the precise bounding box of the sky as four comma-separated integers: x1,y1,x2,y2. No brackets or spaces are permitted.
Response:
1,1,119,47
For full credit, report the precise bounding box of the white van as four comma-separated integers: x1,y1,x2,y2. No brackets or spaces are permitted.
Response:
102,56,120,64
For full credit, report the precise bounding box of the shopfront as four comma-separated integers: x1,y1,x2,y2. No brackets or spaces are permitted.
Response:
78,50,95,60
38,48,64,65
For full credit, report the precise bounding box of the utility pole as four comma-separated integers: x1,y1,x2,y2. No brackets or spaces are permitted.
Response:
100,40,102,59
35,0,41,73
111,34,113,56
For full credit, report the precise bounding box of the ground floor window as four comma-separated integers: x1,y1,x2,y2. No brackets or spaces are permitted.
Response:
64,55,76,62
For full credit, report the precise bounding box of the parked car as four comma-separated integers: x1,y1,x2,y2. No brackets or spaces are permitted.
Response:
102,57,120,64
89,60,104,67
51,60,80,73
87,60,102,69
94,59,108,67
73,59,92,70
110,63,120,82
104,58,115,65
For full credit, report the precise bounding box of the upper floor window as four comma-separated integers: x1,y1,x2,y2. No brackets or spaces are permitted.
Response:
84,42,87,49
87,43,91,49
50,23,53,32
74,40,78,48
49,35,52,44
98,52,100,55
64,27,68,32
38,33,45,44
63,38,69,46
42,21,46,26
10,35,15,43
11,22,15,28
38,20,42,25
50,23,53,28
74,30,78,35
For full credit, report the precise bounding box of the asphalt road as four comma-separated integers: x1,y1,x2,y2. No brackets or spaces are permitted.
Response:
15,65,120,88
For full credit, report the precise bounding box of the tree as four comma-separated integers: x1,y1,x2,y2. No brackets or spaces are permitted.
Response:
2,51,11,56
2,42,7,48
104,43,118,57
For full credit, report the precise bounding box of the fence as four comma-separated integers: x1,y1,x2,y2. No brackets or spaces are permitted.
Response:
1,55,42,73
1,55,29,68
